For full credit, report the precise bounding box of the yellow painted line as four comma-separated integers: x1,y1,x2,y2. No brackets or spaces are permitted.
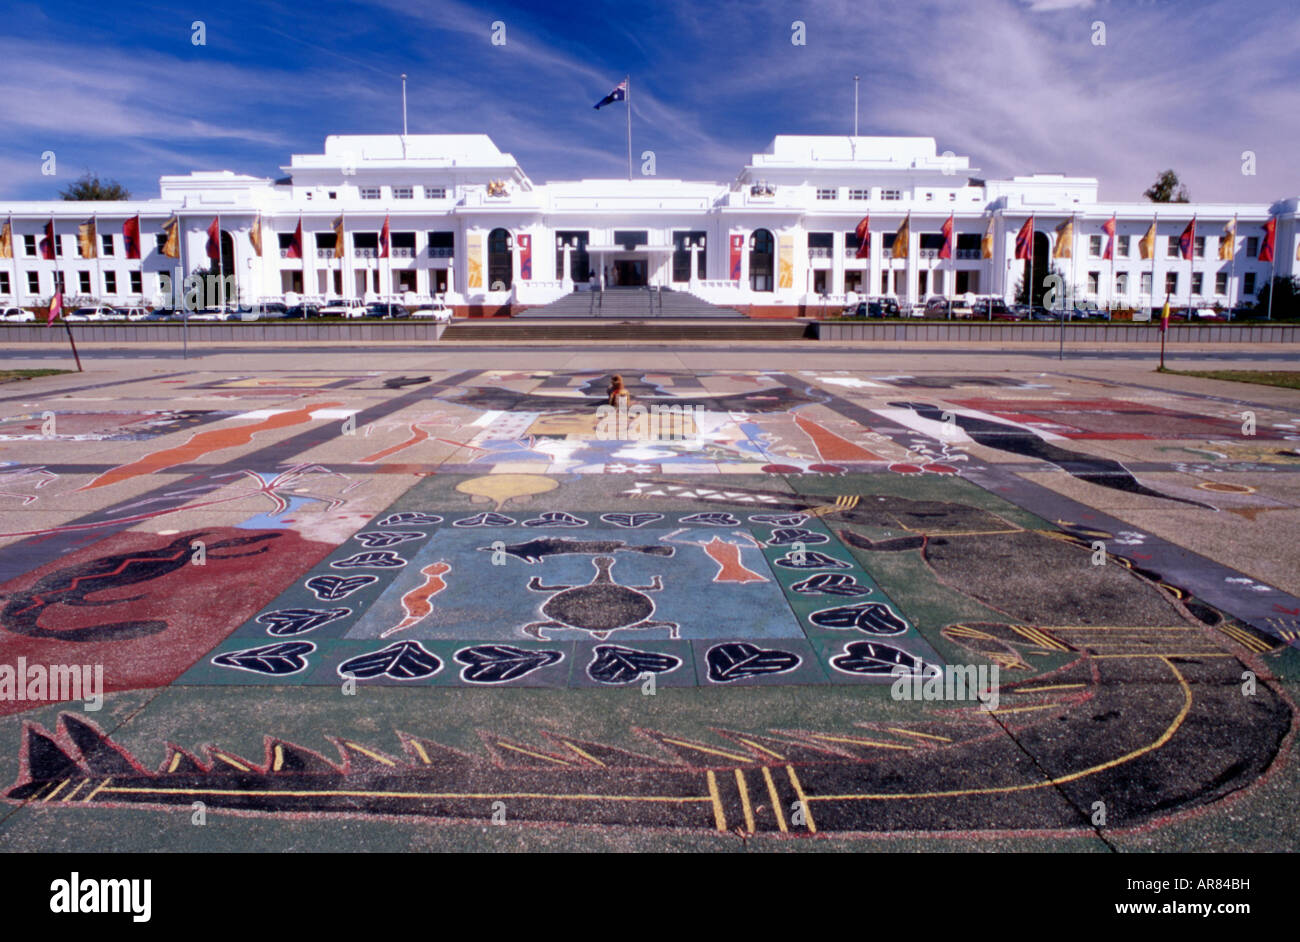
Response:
660,738,751,763
809,655,1193,802
561,741,606,768
273,744,284,772
886,728,953,742
100,784,714,804
988,702,1064,716
737,737,784,760
1092,652,1233,659
167,752,183,773
495,742,572,766
343,742,397,767
1053,626,1198,631
786,766,816,833
42,780,69,802
809,733,912,751
215,754,251,772
735,770,756,834
61,779,86,802
83,778,111,803
706,771,727,832
761,767,788,833
408,740,431,765
1013,684,1085,693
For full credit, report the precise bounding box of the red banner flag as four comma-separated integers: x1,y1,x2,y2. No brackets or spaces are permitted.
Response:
1014,216,1034,260
46,290,63,326
1102,215,1116,261
206,216,221,260
285,217,303,260
517,232,532,280
729,234,743,280
1178,218,1196,261
854,215,870,259
379,215,390,259
938,214,954,260
1259,216,1277,263
122,215,141,260
40,219,56,260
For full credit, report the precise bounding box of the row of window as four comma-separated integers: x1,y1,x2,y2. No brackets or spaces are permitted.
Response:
2,270,145,295
816,188,905,201
357,185,448,200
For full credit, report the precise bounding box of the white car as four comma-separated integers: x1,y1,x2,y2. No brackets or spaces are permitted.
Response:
65,306,116,322
1,306,36,323
117,306,150,321
409,303,453,323
318,298,368,318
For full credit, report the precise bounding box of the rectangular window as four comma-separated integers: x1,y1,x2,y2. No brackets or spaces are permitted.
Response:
924,192,934,201
1116,272,1129,295
424,186,447,199
1244,272,1257,294
79,271,91,293
316,231,337,253
156,233,168,252
427,230,455,258
27,271,40,293
1165,272,1178,295
359,187,381,200
101,233,113,256
815,188,836,200
848,189,870,200
1089,235,1102,258
671,230,706,282
1087,271,1100,293
53,271,65,293
130,270,142,293
1191,272,1203,295
104,271,117,294
391,231,416,257
353,232,379,256
1247,236,1259,258
0,272,8,294
1215,272,1227,294
1194,235,1205,258
1140,272,1152,295
1166,236,1180,258
919,233,944,251
23,234,36,256
1118,234,1130,257
392,186,413,199
881,189,901,201
882,232,896,252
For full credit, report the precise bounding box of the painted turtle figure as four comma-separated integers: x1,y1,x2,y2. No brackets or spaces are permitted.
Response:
522,556,678,641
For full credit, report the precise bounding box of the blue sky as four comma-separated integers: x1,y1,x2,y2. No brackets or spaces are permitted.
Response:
2,0,1297,203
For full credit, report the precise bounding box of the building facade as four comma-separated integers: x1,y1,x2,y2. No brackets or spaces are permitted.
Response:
2,133,1297,316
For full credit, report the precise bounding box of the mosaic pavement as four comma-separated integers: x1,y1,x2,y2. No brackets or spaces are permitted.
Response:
0,365,1298,848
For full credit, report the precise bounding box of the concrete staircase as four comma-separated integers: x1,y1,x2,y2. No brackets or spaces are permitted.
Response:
441,318,811,342
515,286,744,319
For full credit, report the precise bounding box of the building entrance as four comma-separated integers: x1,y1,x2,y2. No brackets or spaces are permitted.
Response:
612,258,647,286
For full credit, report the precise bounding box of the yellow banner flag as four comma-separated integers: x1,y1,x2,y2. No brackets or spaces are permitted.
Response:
0,220,11,259
980,216,994,259
332,215,345,259
1219,218,1236,260
1138,220,1157,260
162,216,180,259
249,216,263,257
891,215,910,259
1052,218,1073,259
78,219,98,259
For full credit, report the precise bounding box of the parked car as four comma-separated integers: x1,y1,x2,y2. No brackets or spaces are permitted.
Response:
116,306,150,321
973,298,1016,320
65,306,116,322
922,297,950,318
409,303,452,322
318,298,367,318
949,295,975,319
1,306,36,323
1070,301,1110,321
364,302,409,319
285,303,323,319
1030,306,1059,321
187,307,229,322
142,308,177,321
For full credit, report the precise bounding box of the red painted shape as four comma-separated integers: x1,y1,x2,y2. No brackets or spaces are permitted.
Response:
761,464,801,474
362,423,430,464
700,537,768,584
922,463,957,474
793,413,881,462
382,561,451,637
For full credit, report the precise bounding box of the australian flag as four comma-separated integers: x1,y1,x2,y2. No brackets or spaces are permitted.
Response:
594,78,627,110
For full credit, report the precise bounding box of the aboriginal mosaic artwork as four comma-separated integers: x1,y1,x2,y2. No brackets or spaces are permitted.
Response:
1,367,1299,841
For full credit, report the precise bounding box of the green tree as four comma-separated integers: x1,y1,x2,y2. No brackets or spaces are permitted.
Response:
1143,170,1189,203
1255,276,1300,319
59,172,131,201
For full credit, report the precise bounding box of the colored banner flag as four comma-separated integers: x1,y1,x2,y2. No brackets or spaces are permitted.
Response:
854,215,870,259
1219,218,1236,260
1259,216,1276,263
729,234,743,280
1138,219,1157,260
379,215,390,259
249,215,263,258
331,215,345,259
1102,215,1116,261
1053,218,1073,259
122,215,141,260
891,215,910,260
77,219,98,259
206,216,221,260
1160,295,1171,333
1014,216,1034,260
594,78,628,110
938,214,954,260
40,219,56,260
46,290,63,326
778,233,793,288
161,216,180,259
0,218,11,259
467,235,483,289
285,217,303,260
980,216,994,259
518,232,532,280
1178,217,1196,261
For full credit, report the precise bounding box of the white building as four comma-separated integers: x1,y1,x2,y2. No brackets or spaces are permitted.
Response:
2,133,1296,316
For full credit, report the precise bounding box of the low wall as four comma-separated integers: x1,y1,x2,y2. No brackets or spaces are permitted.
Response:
0,322,447,342
813,322,1300,343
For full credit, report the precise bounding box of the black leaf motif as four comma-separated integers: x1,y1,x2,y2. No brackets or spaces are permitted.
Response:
452,512,517,527
338,641,442,680
706,642,800,683
305,574,378,600
376,512,443,527
749,513,808,527
765,527,829,546
454,645,563,684
522,511,588,528
213,642,315,676
331,551,408,569
773,550,850,570
353,530,426,547
600,512,665,528
810,602,908,635
790,573,873,597
257,607,350,636
830,641,927,676
679,512,740,526
587,645,682,685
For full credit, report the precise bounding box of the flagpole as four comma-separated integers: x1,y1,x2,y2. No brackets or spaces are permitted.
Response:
180,212,188,360
1228,214,1237,318
92,211,101,307
853,75,859,138
625,76,632,181
217,213,226,311
1150,212,1158,320
9,216,19,315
